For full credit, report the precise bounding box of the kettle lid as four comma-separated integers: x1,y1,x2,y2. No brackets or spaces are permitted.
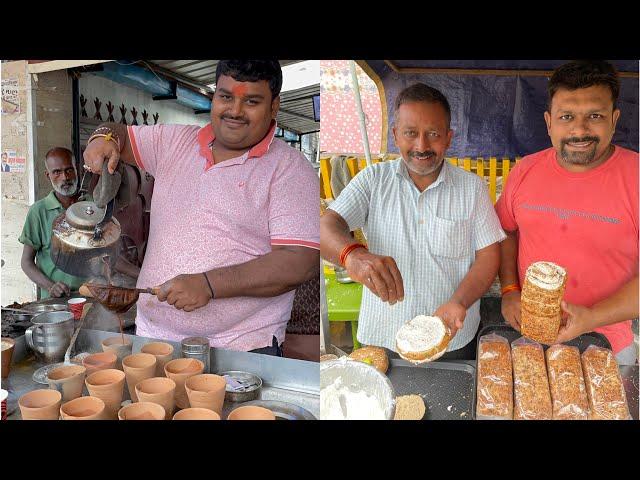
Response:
65,201,106,229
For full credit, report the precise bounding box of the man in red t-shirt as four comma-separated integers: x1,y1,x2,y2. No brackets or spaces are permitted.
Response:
495,60,639,364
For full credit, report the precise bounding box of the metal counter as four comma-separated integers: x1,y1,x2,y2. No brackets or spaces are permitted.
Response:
3,329,319,420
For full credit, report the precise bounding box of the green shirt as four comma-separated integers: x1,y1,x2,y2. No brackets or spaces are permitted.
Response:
18,191,92,298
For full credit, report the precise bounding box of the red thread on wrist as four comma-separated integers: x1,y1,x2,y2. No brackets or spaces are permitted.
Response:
339,243,367,267
501,284,521,295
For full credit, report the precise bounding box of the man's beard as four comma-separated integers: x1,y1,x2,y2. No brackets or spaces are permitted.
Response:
52,179,77,197
559,136,601,165
403,150,443,176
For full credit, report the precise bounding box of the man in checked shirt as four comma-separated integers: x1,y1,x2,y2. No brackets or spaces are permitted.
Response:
321,83,505,358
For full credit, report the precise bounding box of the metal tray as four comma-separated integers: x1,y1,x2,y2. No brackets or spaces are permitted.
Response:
240,400,316,420
385,359,475,420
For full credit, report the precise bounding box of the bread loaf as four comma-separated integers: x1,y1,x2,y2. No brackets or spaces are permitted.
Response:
476,334,513,420
520,261,567,345
512,337,552,420
546,344,589,420
581,345,631,420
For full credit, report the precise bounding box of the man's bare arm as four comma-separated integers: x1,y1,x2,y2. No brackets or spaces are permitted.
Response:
498,230,522,330
20,244,69,297
557,276,639,343
498,230,519,288
155,246,320,311
320,209,359,265
450,242,501,309
320,209,404,304
589,276,640,325
83,122,138,174
207,245,319,298
21,244,54,291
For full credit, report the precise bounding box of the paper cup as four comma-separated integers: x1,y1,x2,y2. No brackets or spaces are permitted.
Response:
68,298,87,321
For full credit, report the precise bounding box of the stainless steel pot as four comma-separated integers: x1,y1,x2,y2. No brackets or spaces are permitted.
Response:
25,311,75,364
6,303,67,322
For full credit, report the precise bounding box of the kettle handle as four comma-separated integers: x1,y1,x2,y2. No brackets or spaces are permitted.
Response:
25,325,44,353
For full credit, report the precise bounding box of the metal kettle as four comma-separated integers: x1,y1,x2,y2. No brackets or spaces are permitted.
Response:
50,199,121,278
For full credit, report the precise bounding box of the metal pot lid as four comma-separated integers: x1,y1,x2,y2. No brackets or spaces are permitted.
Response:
64,201,106,229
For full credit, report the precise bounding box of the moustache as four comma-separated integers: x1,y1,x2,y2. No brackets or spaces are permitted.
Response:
221,115,248,123
561,136,600,145
409,150,436,159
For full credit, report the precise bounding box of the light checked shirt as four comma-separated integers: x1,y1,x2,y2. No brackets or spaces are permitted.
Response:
329,159,506,351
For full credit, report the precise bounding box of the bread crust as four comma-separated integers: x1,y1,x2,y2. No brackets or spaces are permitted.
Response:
348,346,389,373
396,317,451,364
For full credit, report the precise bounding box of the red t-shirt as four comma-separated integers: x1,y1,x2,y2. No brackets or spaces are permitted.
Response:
495,146,639,353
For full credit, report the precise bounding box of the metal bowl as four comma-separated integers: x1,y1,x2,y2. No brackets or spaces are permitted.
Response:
220,370,262,403
10,311,33,322
240,400,316,420
320,357,396,420
22,304,68,314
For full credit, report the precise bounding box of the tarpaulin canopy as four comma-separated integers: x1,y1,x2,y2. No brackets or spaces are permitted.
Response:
363,60,638,157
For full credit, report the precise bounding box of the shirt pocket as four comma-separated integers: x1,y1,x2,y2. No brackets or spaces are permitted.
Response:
429,216,472,258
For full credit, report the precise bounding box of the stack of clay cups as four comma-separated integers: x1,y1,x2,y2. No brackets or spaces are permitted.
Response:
185,374,226,415
227,405,275,420
1,337,16,379
173,408,220,420
140,342,174,377
83,352,118,376
47,365,87,402
85,369,126,419
122,353,157,402
164,358,204,409
60,396,106,420
19,389,62,420
101,337,133,370
118,401,166,420
135,377,176,420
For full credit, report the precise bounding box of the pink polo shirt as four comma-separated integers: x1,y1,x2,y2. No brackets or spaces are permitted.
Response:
127,122,319,351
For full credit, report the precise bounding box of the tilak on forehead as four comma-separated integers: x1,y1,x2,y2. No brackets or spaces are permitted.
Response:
232,84,249,97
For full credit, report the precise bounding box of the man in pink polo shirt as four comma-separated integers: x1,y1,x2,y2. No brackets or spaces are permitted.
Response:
82,60,319,355
496,60,638,364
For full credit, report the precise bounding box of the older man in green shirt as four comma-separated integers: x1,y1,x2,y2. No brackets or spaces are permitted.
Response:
19,147,88,298
19,147,140,299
